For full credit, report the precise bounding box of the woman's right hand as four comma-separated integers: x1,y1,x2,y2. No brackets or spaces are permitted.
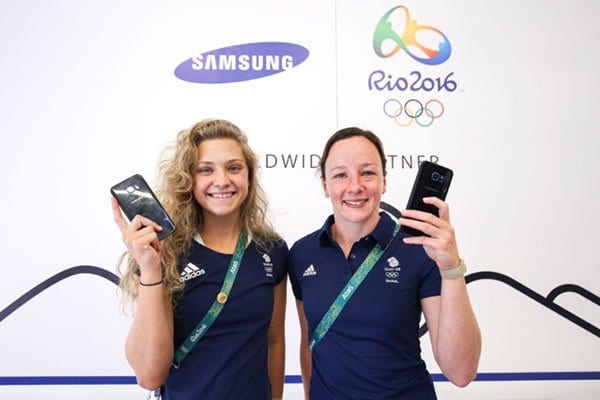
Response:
111,197,163,274
113,197,175,389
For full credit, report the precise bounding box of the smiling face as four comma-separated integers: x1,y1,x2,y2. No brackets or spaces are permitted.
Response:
322,135,386,230
193,138,249,223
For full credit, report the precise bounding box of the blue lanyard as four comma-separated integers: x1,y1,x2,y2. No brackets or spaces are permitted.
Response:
309,224,400,350
172,230,247,368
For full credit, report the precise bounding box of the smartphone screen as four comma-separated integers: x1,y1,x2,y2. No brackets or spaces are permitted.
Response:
110,174,176,240
400,161,453,236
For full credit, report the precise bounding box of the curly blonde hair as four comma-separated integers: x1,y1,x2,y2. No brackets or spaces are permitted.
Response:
118,119,280,310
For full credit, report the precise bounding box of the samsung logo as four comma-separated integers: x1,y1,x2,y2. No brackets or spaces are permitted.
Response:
175,42,309,83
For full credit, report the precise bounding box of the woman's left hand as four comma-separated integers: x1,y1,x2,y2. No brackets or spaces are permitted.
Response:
398,197,461,270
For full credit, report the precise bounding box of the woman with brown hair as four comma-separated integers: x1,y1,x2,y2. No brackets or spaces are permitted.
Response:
290,126,480,399
112,119,287,399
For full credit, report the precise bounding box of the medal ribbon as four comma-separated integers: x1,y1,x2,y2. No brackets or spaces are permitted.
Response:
309,224,400,350
173,229,248,368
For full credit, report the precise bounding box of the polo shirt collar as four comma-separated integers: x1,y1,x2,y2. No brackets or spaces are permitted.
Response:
370,212,397,247
318,212,397,247
318,215,336,246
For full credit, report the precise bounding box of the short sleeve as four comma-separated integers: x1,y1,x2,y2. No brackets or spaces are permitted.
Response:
288,242,304,301
418,259,442,299
272,239,289,285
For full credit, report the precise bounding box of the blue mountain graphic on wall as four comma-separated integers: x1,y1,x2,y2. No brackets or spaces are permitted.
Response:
0,266,598,339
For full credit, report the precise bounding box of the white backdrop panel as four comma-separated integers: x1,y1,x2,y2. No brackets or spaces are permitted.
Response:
0,0,598,398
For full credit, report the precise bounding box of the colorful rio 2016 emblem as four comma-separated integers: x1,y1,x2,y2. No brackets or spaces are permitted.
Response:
373,5,451,66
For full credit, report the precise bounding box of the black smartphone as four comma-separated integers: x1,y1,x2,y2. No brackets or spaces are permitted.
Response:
400,161,453,236
110,174,176,240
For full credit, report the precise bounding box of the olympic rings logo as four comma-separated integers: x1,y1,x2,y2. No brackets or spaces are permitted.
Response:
383,98,445,127
385,271,399,279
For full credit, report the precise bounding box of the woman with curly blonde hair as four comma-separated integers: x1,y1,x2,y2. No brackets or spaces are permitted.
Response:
112,119,287,400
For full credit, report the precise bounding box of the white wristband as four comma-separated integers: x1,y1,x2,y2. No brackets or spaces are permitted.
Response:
440,259,467,280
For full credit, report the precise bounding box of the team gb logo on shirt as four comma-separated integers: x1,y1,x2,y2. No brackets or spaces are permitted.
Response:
385,257,401,284
262,253,274,277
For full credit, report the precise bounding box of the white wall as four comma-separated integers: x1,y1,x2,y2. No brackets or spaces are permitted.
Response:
0,1,598,398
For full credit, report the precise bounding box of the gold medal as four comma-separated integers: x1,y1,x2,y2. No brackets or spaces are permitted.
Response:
216,292,228,304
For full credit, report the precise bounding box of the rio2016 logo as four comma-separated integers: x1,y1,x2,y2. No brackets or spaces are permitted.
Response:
371,5,456,128
373,5,451,65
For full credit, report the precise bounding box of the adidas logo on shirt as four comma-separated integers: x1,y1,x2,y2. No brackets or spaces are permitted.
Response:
180,262,206,282
303,264,317,277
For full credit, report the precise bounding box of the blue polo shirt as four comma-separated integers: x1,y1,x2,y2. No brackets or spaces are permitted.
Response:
162,237,288,400
289,212,441,400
